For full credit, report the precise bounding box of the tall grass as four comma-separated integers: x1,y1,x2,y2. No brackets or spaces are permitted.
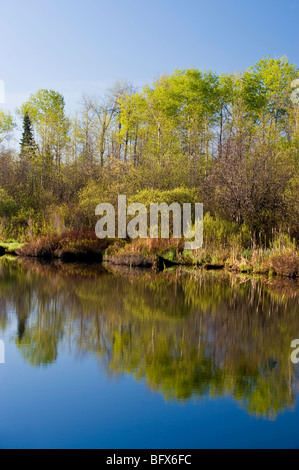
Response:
13,213,299,276
19,230,111,260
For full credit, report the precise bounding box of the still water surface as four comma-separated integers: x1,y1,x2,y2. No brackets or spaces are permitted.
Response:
0,257,298,449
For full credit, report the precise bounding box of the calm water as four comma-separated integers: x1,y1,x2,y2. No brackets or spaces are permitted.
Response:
0,257,298,449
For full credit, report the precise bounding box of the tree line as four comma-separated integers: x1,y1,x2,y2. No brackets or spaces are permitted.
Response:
0,56,298,243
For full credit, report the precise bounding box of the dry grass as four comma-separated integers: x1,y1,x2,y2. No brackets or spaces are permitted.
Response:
108,237,185,256
17,230,299,276
19,231,112,260
266,252,299,277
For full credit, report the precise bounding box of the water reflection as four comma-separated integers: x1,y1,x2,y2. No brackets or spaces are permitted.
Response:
0,257,298,419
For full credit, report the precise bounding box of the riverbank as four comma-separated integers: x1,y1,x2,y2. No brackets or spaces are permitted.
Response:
104,240,299,277
0,240,23,255
1,232,298,278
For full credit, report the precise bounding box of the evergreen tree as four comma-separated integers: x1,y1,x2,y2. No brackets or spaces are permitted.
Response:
20,112,36,158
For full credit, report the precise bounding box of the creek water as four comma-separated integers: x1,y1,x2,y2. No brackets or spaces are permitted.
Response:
0,257,298,448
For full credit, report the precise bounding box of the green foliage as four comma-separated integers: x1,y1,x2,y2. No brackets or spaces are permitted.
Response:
128,187,198,208
19,89,69,142
0,109,15,143
203,212,240,247
0,188,19,218
243,56,297,121
0,57,298,248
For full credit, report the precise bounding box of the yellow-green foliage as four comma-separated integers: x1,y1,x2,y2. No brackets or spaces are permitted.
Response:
128,187,199,208
203,212,240,248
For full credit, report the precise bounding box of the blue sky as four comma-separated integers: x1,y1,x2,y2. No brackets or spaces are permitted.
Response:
1,0,298,117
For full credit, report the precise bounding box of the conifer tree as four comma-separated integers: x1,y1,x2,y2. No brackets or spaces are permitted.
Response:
20,112,36,158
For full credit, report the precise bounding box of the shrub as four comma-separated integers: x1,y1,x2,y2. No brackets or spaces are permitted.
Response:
128,187,198,208
0,188,19,218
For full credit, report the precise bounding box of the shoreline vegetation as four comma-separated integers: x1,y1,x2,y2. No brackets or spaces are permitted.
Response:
0,57,298,277
0,228,298,278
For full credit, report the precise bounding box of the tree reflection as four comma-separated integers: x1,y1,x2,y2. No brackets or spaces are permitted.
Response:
0,257,298,418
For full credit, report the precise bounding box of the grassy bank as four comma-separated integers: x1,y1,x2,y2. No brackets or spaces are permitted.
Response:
15,231,111,262
6,227,298,278
0,240,24,254
104,236,299,277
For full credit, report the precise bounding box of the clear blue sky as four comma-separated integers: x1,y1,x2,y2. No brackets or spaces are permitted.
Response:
1,0,298,115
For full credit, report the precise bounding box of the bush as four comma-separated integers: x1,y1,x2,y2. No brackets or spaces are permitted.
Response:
203,212,241,249
0,188,19,218
128,187,199,208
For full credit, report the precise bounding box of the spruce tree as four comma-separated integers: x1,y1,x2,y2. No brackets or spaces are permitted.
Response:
20,112,36,158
